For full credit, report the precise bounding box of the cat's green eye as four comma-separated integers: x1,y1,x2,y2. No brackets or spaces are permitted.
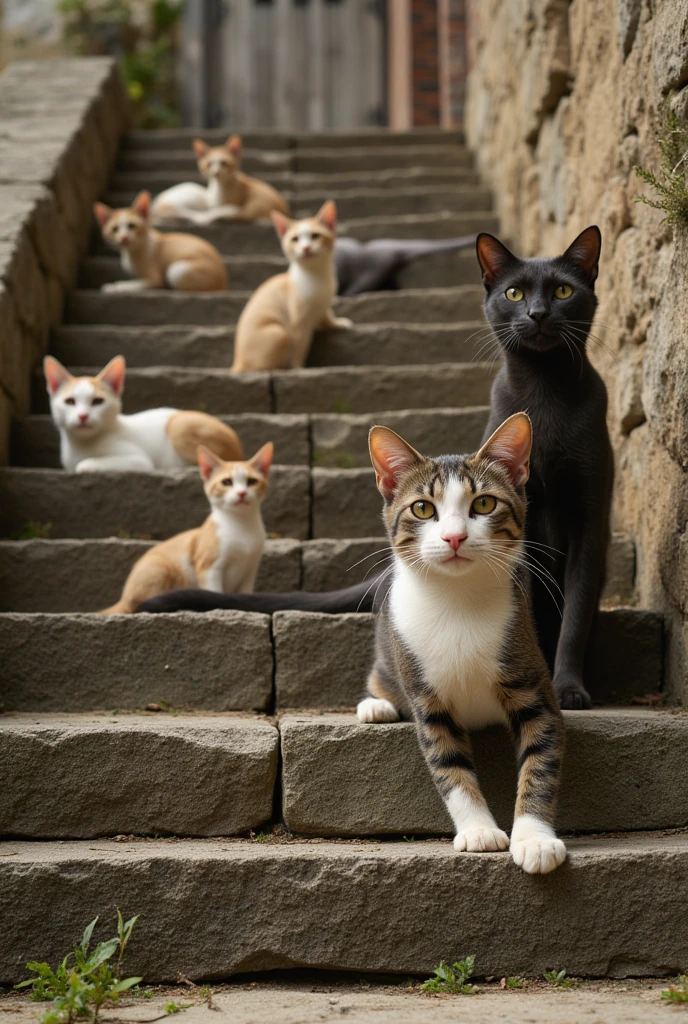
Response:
472,495,497,515
505,287,524,302
411,500,436,520
554,284,573,299
222,477,233,486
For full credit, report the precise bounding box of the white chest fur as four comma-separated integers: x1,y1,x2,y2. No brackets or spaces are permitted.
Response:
390,562,514,729
208,508,265,591
288,261,333,314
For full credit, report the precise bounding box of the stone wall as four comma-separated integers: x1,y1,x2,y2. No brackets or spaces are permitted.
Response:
0,58,130,465
465,0,688,704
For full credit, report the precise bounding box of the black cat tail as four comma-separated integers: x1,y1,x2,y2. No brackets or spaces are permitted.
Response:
137,578,381,615
395,235,476,262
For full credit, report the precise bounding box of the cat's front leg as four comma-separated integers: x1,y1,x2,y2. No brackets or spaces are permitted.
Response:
319,309,354,331
357,664,401,722
75,454,154,472
101,279,150,294
500,674,566,874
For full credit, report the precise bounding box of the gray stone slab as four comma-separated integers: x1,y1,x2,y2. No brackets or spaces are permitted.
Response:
64,286,484,327
280,710,688,836
0,611,273,712
310,468,403,538
12,413,310,468
116,149,293,174
0,538,301,613
397,248,483,290
311,407,490,467
121,128,463,150
0,714,278,838
272,609,662,709
293,146,473,173
0,466,310,540
0,836,687,982
274,363,496,415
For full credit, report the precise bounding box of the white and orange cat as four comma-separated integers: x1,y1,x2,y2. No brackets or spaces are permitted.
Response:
151,134,290,226
45,354,243,473
231,201,352,372
103,443,272,614
94,191,228,293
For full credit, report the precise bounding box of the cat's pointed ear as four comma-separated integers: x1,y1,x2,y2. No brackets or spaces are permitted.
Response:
96,355,126,397
317,200,337,232
369,426,423,501
272,211,291,238
93,202,112,228
250,441,274,478
226,134,242,159
44,356,72,395
477,413,532,488
193,138,209,159
197,445,224,481
476,233,517,290
563,225,601,283
132,191,151,219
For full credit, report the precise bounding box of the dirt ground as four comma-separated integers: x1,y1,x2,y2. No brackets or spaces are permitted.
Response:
2,976,686,1024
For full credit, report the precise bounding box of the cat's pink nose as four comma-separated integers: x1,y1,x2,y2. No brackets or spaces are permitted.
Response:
442,531,467,552
78,413,89,423
236,488,247,497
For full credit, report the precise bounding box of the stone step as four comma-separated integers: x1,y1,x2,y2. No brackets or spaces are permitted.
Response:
79,247,480,291
0,532,635,614
91,211,498,255
272,610,662,708
108,165,481,195
65,286,485,327
115,145,473,175
1,835,686,982
0,610,273,712
104,185,493,221
0,714,278,838
121,128,465,151
281,710,688,836
48,321,486,369
0,466,311,541
31,363,495,417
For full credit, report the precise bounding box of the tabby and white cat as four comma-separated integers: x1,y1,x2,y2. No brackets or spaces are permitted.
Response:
95,191,228,293
151,135,290,226
45,354,243,472
231,201,352,372
103,443,272,614
360,414,566,875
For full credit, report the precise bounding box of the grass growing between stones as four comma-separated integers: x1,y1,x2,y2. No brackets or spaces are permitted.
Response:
543,969,576,989
635,104,688,226
661,975,688,1004
421,956,478,995
7,521,52,540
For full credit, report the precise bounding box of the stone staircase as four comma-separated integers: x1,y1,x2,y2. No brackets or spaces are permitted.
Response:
1,129,687,983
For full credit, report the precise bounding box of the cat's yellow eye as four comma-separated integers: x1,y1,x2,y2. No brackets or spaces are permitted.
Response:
505,287,524,302
222,477,233,486
411,500,436,520
472,495,497,515
554,284,573,299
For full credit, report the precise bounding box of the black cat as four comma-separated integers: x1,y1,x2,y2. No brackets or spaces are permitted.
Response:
140,228,613,711
334,235,475,295
476,226,613,709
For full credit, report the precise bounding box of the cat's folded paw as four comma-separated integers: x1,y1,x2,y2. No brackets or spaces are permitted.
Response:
356,697,400,723
101,281,130,293
333,316,354,330
554,676,592,710
510,815,567,874
454,826,509,853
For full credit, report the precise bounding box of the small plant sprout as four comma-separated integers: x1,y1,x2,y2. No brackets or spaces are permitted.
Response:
165,1002,193,1014
634,103,688,226
421,956,478,995
661,974,688,1004
15,910,142,1023
543,968,575,988
501,976,525,989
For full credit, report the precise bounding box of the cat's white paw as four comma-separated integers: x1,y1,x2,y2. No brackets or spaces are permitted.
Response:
334,316,354,329
454,826,509,853
510,815,567,874
101,280,130,293
74,459,100,473
356,697,400,723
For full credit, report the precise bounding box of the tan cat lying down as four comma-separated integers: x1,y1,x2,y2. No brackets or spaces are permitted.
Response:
95,191,228,293
102,442,273,614
231,200,352,372
151,134,290,226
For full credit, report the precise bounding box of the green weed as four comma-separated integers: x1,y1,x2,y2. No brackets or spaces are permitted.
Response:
8,520,52,540
165,1002,192,1014
331,400,353,414
251,831,272,843
402,835,416,843
661,974,688,1004
15,910,141,1022
635,103,688,225
504,976,525,989
543,969,575,988
421,956,478,995
312,449,355,468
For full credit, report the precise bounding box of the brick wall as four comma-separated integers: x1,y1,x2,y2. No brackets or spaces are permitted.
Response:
411,0,440,126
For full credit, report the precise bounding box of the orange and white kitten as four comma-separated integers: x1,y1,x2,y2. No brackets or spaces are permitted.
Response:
231,201,352,372
151,134,290,226
45,354,243,473
103,443,272,614
95,191,228,293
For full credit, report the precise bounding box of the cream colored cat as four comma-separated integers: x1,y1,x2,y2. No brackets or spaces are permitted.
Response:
102,443,272,614
95,191,228,293
231,201,352,372
45,354,243,472
151,134,290,226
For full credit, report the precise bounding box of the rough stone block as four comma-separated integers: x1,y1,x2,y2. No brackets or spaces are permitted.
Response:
0,610,273,712
0,715,278,838
293,145,472,173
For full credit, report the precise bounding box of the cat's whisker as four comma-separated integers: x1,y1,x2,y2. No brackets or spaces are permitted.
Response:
346,547,392,572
